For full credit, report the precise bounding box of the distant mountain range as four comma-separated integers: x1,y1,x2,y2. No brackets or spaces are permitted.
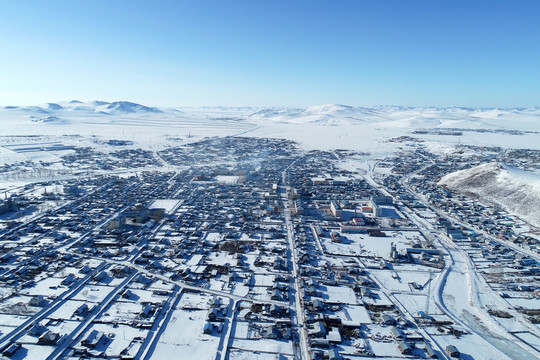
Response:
3,101,162,115
3,101,540,129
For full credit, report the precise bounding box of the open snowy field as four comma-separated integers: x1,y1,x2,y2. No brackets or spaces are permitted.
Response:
148,293,220,360
323,230,421,259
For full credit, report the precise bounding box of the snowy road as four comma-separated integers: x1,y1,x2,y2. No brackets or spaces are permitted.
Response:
281,156,310,360
368,173,540,359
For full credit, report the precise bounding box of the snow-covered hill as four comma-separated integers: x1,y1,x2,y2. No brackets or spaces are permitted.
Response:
102,101,162,113
1,100,162,115
438,162,540,228
248,104,388,125
1,101,540,154
3,101,540,128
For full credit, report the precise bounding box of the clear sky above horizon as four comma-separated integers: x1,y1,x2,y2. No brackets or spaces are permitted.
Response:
1,0,539,108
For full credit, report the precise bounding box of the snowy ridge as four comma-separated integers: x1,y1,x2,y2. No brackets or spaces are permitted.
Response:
2,101,540,128
102,101,162,113
247,104,540,128
438,162,540,227
248,104,384,125
2,100,162,115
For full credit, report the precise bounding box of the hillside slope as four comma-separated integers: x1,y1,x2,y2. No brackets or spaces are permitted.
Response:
438,162,540,228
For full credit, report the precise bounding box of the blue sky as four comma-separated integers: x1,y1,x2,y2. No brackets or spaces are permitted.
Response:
1,1,539,107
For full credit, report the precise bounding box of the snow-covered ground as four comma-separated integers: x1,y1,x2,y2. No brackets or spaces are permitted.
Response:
2,102,540,156
1,101,540,360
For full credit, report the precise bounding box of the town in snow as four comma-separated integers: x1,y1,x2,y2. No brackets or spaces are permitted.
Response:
0,101,539,360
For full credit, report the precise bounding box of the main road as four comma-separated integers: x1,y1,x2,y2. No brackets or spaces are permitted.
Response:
280,156,310,360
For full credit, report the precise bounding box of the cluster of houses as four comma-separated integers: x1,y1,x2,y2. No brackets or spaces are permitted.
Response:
379,144,540,323
0,135,535,359
61,146,158,171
